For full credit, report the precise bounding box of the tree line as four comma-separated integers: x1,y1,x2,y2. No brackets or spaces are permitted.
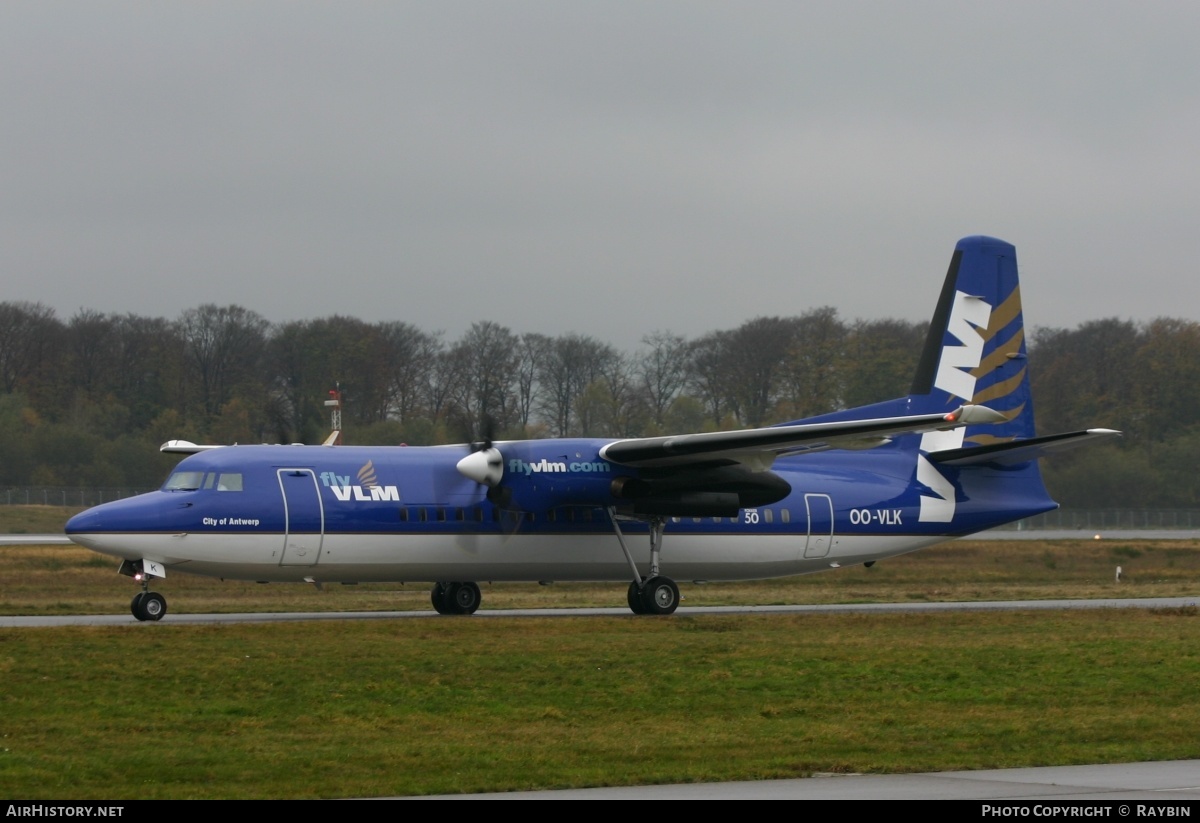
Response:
0,301,1196,508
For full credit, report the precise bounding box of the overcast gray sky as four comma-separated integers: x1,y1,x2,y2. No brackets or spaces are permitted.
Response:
2,2,1197,342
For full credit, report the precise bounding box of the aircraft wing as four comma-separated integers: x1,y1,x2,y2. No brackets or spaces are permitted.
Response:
599,404,1006,471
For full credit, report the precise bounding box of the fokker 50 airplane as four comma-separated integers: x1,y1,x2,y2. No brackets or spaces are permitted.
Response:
67,236,1117,621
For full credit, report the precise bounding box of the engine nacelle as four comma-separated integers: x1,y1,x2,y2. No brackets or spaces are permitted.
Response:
609,465,791,517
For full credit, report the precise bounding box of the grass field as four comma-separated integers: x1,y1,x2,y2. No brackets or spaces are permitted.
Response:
2,609,1198,799
0,504,83,535
2,505,1199,798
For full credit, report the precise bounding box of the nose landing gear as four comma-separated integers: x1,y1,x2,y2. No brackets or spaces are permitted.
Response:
119,558,169,621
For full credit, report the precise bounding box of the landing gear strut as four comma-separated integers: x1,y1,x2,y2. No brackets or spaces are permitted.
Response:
610,510,679,616
431,581,481,615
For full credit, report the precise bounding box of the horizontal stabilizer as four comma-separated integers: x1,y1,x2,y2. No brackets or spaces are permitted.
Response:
160,440,225,454
928,428,1121,466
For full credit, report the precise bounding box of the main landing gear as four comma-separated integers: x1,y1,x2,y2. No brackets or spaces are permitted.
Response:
130,590,167,622
430,581,482,615
626,576,680,616
610,510,680,616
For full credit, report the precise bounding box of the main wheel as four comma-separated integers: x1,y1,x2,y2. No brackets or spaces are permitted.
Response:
136,592,167,622
446,582,481,615
430,582,453,615
627,580,648,615
639,576,679,616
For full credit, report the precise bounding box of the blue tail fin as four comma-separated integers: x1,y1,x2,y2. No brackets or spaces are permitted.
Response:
910,236,1047,524
909,235,1034,443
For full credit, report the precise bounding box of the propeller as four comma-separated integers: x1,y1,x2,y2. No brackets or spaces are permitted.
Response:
454,413,519,545
456,413,505,491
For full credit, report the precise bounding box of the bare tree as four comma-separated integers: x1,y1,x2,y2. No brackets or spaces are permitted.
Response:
724,316,799,427
0,301,60,396
446,321,518,440
637,331,690,429
537,334,619,436
782,307,846,420
513,333,551,433
378,322,440,424
178,304,269,423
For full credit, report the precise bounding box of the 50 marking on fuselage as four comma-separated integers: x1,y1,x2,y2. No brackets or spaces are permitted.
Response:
740,508,903,526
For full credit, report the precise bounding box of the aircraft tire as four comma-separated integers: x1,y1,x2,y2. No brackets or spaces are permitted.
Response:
137,592,168,622
639,576,679,616
430,582,453,615
627,581,648,615
130,592,146,619
447,582,481,615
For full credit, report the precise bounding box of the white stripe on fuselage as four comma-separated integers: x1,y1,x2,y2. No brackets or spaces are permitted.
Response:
68,531,951,584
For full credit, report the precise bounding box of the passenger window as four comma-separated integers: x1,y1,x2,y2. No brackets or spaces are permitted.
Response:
764,509,774,524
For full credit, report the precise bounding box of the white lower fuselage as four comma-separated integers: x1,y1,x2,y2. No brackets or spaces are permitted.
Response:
68,529,949,584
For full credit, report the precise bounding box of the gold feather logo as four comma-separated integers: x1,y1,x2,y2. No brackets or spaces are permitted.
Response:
357,461,378,488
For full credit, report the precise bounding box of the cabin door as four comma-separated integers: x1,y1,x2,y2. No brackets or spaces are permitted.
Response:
278,469,324,566
803,493,834,558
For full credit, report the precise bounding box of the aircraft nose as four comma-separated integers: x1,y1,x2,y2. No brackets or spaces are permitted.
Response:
65,508,103,535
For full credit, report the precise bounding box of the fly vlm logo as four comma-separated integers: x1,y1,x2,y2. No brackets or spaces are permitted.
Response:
508,458,610,477
319,460,400,502
917,291,991,522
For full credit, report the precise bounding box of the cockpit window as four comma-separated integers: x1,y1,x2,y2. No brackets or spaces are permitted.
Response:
163,471,205,491
162,470,245,492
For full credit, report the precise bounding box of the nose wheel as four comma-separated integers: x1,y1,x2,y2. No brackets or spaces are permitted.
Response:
130,591,167,622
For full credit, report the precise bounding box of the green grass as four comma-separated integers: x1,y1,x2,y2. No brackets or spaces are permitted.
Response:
2,610,1198,799
4,505,1199,798
0,505,82,534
